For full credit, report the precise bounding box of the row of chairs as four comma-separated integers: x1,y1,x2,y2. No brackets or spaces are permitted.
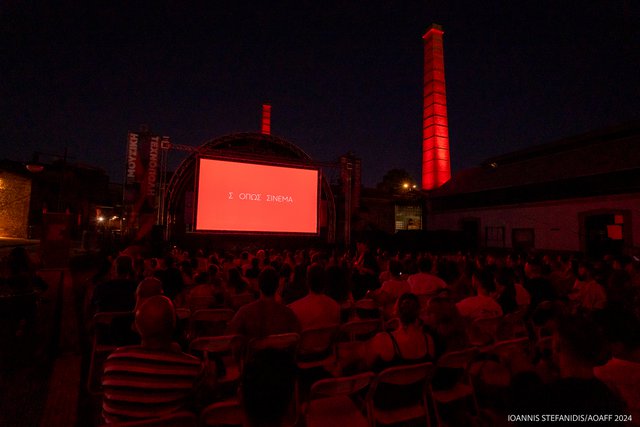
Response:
107,337,532,427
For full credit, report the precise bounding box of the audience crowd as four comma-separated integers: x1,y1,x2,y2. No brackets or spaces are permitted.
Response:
3,242,640,426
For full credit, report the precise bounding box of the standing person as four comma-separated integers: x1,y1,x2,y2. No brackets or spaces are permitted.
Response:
154,255,184,301
91,255,138,313
523,258,556,313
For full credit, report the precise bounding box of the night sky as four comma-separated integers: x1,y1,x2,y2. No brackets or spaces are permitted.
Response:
2,1,639,187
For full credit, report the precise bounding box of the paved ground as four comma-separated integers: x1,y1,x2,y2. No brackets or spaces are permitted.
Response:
0,269,64,427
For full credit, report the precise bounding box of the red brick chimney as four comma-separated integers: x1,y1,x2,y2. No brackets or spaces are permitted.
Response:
422,24,451,190
261,104,271,135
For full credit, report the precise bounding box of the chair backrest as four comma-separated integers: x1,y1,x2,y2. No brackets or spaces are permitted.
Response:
200,401,244,427
93,311,138,347
437,348,479,369
339,319,381,342
468,315,502,346
189,296,219,311
310,372,375,400
247,333,300,356
106,411,198,427
299,325,339,358
229,293,255,311
374,362,435,387
354,299,381,319
189,334,245,356
188,309,234,339
339,300,353,323
175,307,191,320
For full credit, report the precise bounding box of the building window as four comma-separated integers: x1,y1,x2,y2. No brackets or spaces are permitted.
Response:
512,228,535,250
485,226,505,248
394,205,422,232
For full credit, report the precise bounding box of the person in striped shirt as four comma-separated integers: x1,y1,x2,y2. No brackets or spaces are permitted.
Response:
101,295,203,423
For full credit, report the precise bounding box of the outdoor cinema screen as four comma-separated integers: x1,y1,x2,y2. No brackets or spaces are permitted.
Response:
195,158,319,233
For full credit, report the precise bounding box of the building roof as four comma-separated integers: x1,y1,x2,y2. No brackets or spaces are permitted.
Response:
430,120,640,210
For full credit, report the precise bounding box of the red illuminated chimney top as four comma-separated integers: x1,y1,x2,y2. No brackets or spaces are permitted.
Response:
422,23,451,190
261,104,272,135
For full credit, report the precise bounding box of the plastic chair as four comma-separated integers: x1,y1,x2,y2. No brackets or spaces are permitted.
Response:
498,310,528,340
188,296,220,311
484,337,532,374
305,372,375,427
340,300,353,323
200,400,244,426
247,332,300,358
340,319,382,342
367,362,436,427
467,315,502,347
354,299,382,320
229,293,255,311
431,348,480,426
187,308,234,340
105,411,197,426
87,311,138,395
297,325,339,370
189,335,245,388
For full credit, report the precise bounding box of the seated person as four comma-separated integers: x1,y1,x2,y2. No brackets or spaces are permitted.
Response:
227,267,301,339
570,261,607,311
369,259,411,319
241,349,297,427
365,293,435,370
101,296,203,423
408,256,447,296
539,314,627,420
456,269,503,321
288,263,340,330
594,309,640,421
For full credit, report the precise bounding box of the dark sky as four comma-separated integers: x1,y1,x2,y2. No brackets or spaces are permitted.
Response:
2,1,639,187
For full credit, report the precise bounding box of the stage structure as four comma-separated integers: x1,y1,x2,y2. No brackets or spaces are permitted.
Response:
161,132,337,244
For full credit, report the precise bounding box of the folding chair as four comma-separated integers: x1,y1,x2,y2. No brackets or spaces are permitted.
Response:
189,335,245,389
200,401,244,427
229,293,255,311
430,348,480,426
297,325,339,370
305,372,374,427
467,315,502,347
340,300,354,323
87,311,138,395
105,411,197,427
367,362,436,427
188,296,219,311
354,299,382,320
484,337,532,375
187,308,234,341
340,319,382,342
497,310,528,340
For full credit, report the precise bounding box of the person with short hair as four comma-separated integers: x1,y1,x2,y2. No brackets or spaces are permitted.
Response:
101,296,202,423
288,263,340,330
455,269,503,320
542,315,627,420
408,256,447,295
241,349,297,427
227,267,301,339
